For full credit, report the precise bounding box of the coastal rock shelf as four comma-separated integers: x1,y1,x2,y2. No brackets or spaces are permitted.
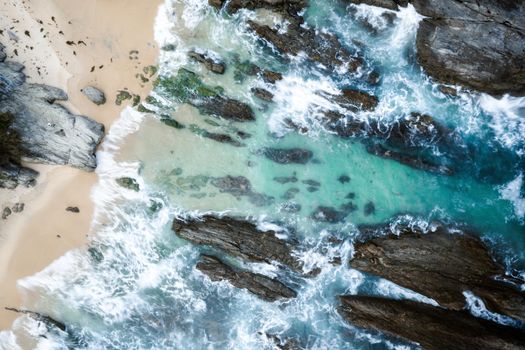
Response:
0,43,104,189
351,223,525,321
338,296,525,350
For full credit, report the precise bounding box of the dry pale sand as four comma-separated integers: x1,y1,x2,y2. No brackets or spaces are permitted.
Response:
0,0,162,329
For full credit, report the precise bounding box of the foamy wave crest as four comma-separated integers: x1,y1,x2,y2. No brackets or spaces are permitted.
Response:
479,94,525,154
499,173,525,220
463,291,524,328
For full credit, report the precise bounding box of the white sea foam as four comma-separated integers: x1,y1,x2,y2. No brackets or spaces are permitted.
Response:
463,291,523,328
499,173,525,220
479,94,525,154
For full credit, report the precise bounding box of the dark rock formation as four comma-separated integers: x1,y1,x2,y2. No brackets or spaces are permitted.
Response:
338,296,525,350
326,89,378,112
193,95,255,122
208,0,306,17
2,207,11,220
413,0,525,95
251,87,274,101
188,50,226,74
5,307,66,333
365,143,453,175
351,224,525,321
311,206,347,223
197,254,297,301
262,148,313,164
116,177,140,192
81,86,106,105
0,44,104,189
247,20,362,71
173,215,303,272
66,206,80,213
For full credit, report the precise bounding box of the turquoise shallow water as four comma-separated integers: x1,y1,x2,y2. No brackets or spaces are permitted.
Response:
2,0,524,349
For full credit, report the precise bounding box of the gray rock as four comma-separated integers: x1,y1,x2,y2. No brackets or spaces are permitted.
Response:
81,86,106,105
173,215,303,272
0,46,105,175
338,296,525,350
197,254,297,301
413,0,525,95
351,223,525,321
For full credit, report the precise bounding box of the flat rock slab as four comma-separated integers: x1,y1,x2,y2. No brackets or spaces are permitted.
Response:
351,226,525,321
338,296,525,350
197,254,297,301
173,215,303,272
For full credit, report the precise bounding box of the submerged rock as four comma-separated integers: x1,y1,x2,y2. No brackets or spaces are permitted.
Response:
413,0,525,95
188,50,226,74
197,254,297,301
351,224,525,321
173,215,303,272
262,148,313,164
338,296,525,350
81,86,106,105
116,177,140,192
327,89,378,112
311,206,347,223
209,175,273,206
156,69,255,122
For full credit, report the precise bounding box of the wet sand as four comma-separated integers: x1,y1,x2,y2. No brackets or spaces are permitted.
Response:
0,0,161,329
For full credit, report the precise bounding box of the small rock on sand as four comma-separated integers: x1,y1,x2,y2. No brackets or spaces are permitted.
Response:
81,86,106,105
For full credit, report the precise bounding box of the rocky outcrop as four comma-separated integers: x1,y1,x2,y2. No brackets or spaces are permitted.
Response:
197,254,297,301
81,86,106,105
173,215,303,272
351,224,525,321
188,50,226,74
5,307,66,333
0,44,104,189
412,0,525,95
208,0,306,18
246,20,362,71
338,296,525,350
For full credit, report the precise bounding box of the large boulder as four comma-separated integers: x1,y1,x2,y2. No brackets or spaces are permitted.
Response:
338,296,525,350
351,224,525,321
196,254,297,301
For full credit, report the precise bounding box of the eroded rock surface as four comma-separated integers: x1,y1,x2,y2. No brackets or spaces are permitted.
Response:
351,224,525,321
197,254,297,301
338,296,525,350
413,0,525,95
0,44,104,189
173,215,303,272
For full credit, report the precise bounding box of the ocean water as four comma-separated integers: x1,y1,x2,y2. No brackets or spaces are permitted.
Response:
2,1,525,349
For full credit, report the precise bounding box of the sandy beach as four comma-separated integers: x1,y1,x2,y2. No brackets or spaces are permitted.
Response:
0,0,161,329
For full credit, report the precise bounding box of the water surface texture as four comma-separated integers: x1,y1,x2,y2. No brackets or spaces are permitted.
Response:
3,1,525,349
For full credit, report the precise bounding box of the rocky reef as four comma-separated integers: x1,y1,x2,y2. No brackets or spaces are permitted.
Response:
0,43,104,189
346,0,525,95
338,296,525,350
